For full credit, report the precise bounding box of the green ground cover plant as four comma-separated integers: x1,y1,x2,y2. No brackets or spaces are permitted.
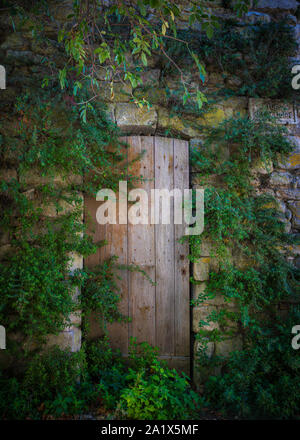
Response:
0,338,202,420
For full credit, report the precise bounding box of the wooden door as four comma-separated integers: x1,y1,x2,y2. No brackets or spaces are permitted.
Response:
84,136,190,373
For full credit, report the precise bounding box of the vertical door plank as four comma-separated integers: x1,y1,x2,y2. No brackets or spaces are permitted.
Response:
105,136,129,353
158,356,190,376
84,201,107,267
154,136,175,355
85,137,129,354
174,139,190,358
127,136,156,346
84,197,107,340
105,213,129,353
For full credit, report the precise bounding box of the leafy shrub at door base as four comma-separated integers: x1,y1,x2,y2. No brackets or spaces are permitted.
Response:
0,338,203,420
118,359,202,420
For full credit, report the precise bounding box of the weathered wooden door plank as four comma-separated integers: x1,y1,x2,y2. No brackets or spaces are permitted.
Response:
85,137,129,353
127,136,156,346
174,139,190,358
154,136,175,356
105,137,129,353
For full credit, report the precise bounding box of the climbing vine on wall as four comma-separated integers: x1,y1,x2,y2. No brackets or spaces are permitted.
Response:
1,0,300,421
0,87,136,353
163,20,297,103
190,112,300,418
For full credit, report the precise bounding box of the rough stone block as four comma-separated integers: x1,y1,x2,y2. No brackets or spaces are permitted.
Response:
294,24,300,57
226,75,243,90
199,239,214,257
249,98,298,125
276,188,300,200
215,336,243,358
192,282,237,307
140,68,161,85
0,33,29,50
288,201,300,229
192,282,207,302
6,50,43,65
100,81,132,102
291,237,300,256
233,253,254,270
105,103,115,123
134,87,167,106
0,169,17,181
286,209,293,221
20,171,83,187
57,193,83,217
69,252,84,273
219,97,248,115
278,136,300,170
0,244,12,259
260,197,285,213
191,173,221,187
200,107,226,127
278,199,287,214
157,107,200,137
256,0,299,10
68,311,82,327
269,171,293,187
194,259,209,281
189,138,205,149
0,231,10,246
193,257,219,281
47,326,81,353
193,306,219,332
42,203,58,217
207,72,225,90
252,158,273,174
194,340,215,358
244,11,271,23
116,103,157,134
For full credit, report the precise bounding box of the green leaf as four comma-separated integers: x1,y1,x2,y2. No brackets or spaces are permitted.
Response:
141,52,148,66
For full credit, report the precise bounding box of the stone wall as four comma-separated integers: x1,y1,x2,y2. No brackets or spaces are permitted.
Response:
0,169,84,356
0,1,300,380
192,125,300,385
189,0,300,383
